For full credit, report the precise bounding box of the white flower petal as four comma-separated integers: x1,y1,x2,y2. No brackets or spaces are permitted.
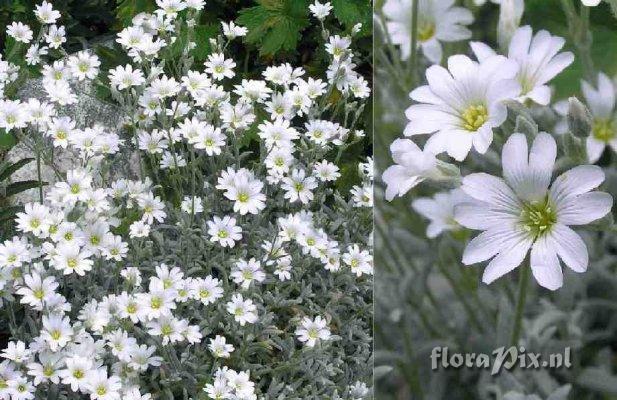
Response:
470,41,496,61
586,136,606,163
530,236,562,290
455,202,518,230
548,224,588,273
462,224,524,265
557,191,613,225
482,234,532,284
550,165,605,204
461,173,521,212
421,39,443,64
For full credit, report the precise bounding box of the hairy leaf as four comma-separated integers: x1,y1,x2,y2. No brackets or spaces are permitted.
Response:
237,0,310,56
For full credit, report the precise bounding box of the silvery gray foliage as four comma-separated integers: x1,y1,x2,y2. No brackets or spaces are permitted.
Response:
0,1,372,400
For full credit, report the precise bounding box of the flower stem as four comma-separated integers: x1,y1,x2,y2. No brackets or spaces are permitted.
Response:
409,0,419,86
510,262,530,347
35,142,44,203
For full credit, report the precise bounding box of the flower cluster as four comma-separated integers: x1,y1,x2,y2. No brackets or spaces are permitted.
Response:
0,1,372,399
382,2,613,291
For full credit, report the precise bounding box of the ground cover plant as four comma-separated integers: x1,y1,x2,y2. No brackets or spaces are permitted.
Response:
0,1,373,399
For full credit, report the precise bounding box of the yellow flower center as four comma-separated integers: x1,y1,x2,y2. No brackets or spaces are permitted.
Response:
150,297,162,309
238,193,249,203
418,21,436,42
461,104,488,132
520,197,557,239
593,119,615,143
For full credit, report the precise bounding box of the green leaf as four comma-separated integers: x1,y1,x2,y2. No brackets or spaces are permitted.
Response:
191,24,220,61
0,205,23,223
4,180,44,197
237,0,310,56
0,158,34,182
331,0,371,34
115,0,156,28
0,129,16,150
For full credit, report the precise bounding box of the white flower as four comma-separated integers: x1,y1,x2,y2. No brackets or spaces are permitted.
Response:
313,160,340,182
580,73,617,163
295,316,331,347
68,51,100,81
208,335,235,358
412,189,470,238
383,0,473,63
1,341,30,363
471,26,573,106
146,316,184,344
231,258,265,289
207,216,242,248
59,356,92,392
15,203,51,238
45,25,67,49
405,54,520,161
128,345,162,371
0,100,29,131
129,220,151,238
455,133,613,290
343,244,373,276
186,0,206,9
16,273,58,310
282,169,318,204
7,376,34,400
349,381,370,399
190,276,224,305
325,35,351,60
382,139,452,200
51,242,94,276
193,124,226,155
274,257,293,281
223,173,266,215
581,0,601,5
84,369,121,400
205,53,236,80
7,22,33,43
226,294,258,326
137,193,166,224
222,21,248,39
109,64,145,90
40,314,73,351
27,352,63,385
181,196,204,214
309,1,333,20
35,1,61,24
156,0,187,15
0,237,31,269
351,185,373,207
25,44,48,65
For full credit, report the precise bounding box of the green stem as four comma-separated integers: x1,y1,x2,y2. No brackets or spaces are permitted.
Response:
36,144,43,203
510,263,530,346
409,0,419,86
